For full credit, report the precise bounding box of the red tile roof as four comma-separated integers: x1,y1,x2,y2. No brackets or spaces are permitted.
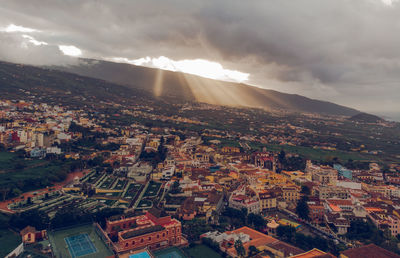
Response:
340,244,400,258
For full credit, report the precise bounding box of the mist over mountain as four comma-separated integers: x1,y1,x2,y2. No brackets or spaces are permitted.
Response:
51,59,360,116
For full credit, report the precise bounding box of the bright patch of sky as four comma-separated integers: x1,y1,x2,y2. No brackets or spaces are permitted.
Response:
0,24,39,33
58,45,82,56
113,56,249,83
22,35,48,46
381,0,398,5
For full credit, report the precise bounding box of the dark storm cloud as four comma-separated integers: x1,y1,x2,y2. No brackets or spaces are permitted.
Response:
0,0,399,114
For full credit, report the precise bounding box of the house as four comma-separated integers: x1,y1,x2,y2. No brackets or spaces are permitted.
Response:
259,190,277,211
308,204,325,224
281,186,300,202
340,243,400,258
20,226,47,244
324,213,350,235
317,186,349,200
102,208,187,253
229,185,261,214
221,227,278,257
387,215,400,236
254,152,275,171
264,240,305,258
202,226,305,257
290,248,336,257
221,146,240,154
306,161,338,186
162,165,175,180
229,194,261,214
179,190,224,220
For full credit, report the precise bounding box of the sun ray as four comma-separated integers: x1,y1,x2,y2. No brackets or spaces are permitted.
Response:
153,68,164,97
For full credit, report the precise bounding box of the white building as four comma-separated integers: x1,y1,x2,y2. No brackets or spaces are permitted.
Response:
46,147,62,155
162,165,176,180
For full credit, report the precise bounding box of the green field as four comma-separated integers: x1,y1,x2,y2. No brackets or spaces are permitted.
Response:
0,229,21,257
184,244,222,258
0,152,73,199
249,142,375,163
0,152,45,171
203,136,241,148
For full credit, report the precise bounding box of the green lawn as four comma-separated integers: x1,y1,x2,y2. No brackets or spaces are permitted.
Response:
0,229,21,257
0,152,74,198
184,244,222,258
0,152,44,171
0,151,15,163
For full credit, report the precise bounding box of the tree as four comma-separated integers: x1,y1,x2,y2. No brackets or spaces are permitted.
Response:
248,245,260,256
248,213,266,231
300,185,310,196
234,239,246,257
296,196,309,220
277,225,295,243
202,237,220,252
51,207,92,229
170,181,181,194
182,218,213,242
10,210,49,230
278,150,286,164
222,207,246,228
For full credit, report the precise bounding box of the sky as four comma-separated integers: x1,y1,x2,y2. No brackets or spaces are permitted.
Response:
0,0,400,120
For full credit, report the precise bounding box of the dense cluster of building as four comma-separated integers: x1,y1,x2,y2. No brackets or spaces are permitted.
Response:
1,98,400,258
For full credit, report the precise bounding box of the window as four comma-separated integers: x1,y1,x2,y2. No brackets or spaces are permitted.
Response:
157,234,159,239
132,241,135,245
125,243,128,247
141,238,144,243
163,233,165,237
148,236,151,241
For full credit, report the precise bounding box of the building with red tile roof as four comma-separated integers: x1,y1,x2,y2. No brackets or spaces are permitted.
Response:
340,244,400,258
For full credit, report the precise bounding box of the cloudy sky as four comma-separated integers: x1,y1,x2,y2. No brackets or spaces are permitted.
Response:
1,0,400,119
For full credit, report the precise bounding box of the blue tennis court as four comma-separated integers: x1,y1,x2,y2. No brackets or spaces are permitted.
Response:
65,233,97,258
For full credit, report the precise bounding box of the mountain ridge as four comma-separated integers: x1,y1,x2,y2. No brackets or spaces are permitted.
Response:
50,58,360,116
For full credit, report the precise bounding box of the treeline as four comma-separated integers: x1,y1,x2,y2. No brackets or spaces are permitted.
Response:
278,150,306,171
7,207,124,231
346,219,400,255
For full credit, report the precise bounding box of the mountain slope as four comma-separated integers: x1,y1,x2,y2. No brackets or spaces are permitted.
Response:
349,113,384,123
0,61,154,108
52,59,360,116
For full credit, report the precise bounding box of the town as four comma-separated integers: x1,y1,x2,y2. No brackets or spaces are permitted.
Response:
1,98,400,258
